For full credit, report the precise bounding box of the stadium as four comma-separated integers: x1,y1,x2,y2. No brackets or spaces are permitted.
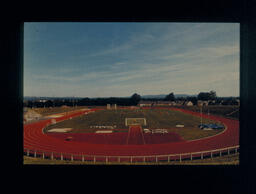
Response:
23,23,240,165
23,105,239,164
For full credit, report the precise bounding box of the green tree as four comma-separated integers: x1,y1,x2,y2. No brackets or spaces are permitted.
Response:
198,91,217,101
164,92,175,101
209,90,217,100
130,93,141,105
198,92,210,101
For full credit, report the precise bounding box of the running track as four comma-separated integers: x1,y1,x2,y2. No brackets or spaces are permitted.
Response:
23,107,239,160
127,125,145,145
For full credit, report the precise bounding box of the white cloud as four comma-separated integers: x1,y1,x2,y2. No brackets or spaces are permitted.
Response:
24,23,239,97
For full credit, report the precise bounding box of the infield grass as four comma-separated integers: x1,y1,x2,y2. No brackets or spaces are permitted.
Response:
44,108,224,140
175,105,239,120
32,106,88,116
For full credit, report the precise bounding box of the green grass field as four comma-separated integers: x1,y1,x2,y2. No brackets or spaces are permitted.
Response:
44,108,224,140
31,106,88,116
174,105,239,120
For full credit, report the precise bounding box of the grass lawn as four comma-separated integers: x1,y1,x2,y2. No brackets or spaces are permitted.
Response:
44,108,224,140
175,105,239,120
31,106,88,116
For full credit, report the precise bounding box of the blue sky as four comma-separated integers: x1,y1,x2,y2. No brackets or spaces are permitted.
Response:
24,22,239,97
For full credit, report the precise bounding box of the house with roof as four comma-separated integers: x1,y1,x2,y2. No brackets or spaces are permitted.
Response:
175,101,184,106
138,101,173,107
184,101,193,106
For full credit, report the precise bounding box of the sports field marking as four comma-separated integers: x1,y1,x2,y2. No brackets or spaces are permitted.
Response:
46,115,63,118
125,118,146,126
95,130,113,133
48,128,72,132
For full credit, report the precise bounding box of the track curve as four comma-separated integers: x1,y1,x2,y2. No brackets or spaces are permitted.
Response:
23,107,239,158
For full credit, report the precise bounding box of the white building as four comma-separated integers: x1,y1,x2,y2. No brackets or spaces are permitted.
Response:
185,101,193,106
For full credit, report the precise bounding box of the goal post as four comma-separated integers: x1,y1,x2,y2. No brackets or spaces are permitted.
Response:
125,118,147,126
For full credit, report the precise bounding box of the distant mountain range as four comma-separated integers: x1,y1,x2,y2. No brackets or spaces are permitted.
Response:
24,94,237,100
24,94,196,100
141,94,197,99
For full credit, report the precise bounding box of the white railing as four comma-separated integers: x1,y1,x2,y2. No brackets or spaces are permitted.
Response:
24,145,239,164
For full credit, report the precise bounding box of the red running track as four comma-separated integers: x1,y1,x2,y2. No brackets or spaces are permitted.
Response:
23,107,239,157
47,130,184,145
48,132,129,145
126,125,145,145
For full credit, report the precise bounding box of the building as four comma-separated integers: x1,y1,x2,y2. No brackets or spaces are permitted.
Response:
197,100,208,106
175,101,184,106
170,101,176,106
138,101,172,107
184,101,193,106
138,101,154,107
38,99,47,103
208,100,216,105
156,101,172,106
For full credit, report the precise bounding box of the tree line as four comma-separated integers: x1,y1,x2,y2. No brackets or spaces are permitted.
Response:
24,91,239,108
24,93,142,108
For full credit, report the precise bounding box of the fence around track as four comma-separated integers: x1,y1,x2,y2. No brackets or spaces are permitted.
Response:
23,107,239,164
24,145,239,164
